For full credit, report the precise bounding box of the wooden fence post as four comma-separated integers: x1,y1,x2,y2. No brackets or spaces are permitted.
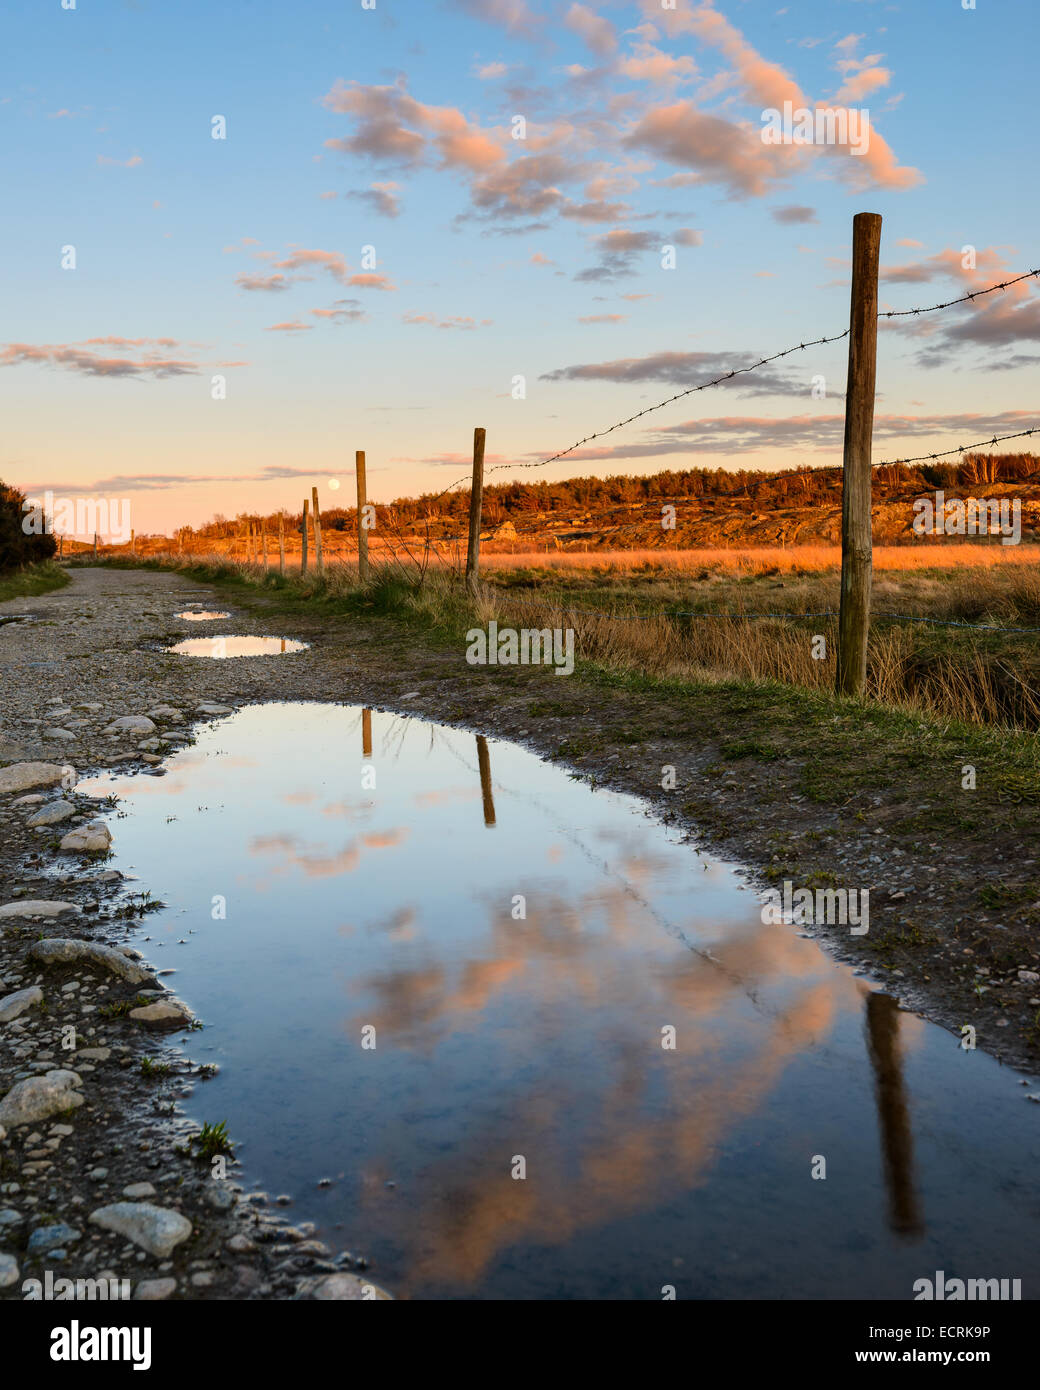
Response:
836,211,882,698
93,532,98,559
261,519,268,569
130,530,135,555
311,486,324,575
301,499,309,575
356,450,369,582
362,707,372,759
466,427,486,595
278,514,286,574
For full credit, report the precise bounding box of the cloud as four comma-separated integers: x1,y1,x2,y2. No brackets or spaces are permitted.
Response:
310,299,367,324
540,348,810,397
625,102,777,198
347,273,396,291
0,340,198,378
322,81,505,173
578,314,626,324
564,3,618,57
235,272,291,292
272,247,352,283
450,0,543,40
672,227,702,247
29,465,330,494
402,312,491,330
265,321,312,332
575,227,660,282
772,204,817,224
345,181,402,218
476,61,508,80
97,154,142,168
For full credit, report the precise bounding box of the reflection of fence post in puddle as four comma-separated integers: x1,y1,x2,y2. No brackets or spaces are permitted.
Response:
476,735,496,827
362,708,372,760
865,991,924,1239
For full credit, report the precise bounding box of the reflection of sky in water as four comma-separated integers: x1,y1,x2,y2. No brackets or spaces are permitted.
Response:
165,636,308,657
81,704,1040,1300
176,611,231,621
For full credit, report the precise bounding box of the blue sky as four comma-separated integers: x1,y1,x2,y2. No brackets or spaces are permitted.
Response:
2,0,1037,533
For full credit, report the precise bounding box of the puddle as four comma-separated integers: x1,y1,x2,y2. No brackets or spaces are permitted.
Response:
176,611,231,622
0,614,37,627
165,636,308,657
81,703,1040,1300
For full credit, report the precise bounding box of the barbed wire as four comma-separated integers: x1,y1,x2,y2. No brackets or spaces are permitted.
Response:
418,268,1039,512
879,426,1040,466
881,268,1040,318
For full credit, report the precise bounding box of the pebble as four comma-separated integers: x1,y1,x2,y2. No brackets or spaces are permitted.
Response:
0,1254,19,1289
0,987,43,1023
0,1071,84,1127
134,1277,177,1301
27,1223,81,1255
59,822,113,854
26,801,77,827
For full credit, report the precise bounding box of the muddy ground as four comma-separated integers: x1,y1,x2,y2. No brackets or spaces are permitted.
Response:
1,566,1037,1300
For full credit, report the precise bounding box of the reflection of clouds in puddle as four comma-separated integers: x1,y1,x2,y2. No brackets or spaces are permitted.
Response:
247,825,409,884
166,635,309,658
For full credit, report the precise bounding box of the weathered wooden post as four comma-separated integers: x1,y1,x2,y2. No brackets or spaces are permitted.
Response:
836,212,882,698
311,486,324,575
301,499,309,575
93,532,98,559
130,529,135,555
261,519,268,569
362,708,372,759
278,515,286,575
466,427,486,595
356,450,369,582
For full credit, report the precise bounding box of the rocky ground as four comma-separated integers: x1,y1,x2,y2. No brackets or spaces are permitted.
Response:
2,565,1038,1302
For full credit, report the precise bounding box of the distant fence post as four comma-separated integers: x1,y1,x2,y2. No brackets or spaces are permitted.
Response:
278,515,285,574
311,486,324,575
356,450,369,582
261,519,268,569
362,707,372,759
93,532,98,559
301,499,309,575
466,427,486,595
837,211,882,699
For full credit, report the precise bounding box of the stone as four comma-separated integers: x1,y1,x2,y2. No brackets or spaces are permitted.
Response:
0,763,67,796
104,717,157,736
123,1183,156,1200
0,1210,23,1232
0,1072,84,1128
134,1277,177,1301
26,801,77,827
0,1254,18,1289
27,1223,81,1256
195,703,233,715
42,729,77,743
89,1203,192,1259
60,822,112,854
146,706,183,722
0,987,43,1023
29,939,156,985
75,1047,111,1062
0,900,81,922
129,1000,192,1027
295,1273,392,1300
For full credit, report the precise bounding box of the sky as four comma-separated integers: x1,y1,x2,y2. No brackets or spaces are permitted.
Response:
1,0,1038,535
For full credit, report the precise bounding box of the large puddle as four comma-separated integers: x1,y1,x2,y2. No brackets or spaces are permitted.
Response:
81,703,1040,1300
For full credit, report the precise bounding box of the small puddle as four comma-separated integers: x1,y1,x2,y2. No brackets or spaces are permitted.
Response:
165,636,308,657
176,611,231,622
80,703,1040,1300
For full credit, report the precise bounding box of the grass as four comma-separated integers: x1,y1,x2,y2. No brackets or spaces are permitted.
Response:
0,560,69,603
190,1120,234,1160
83,548,1040,739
